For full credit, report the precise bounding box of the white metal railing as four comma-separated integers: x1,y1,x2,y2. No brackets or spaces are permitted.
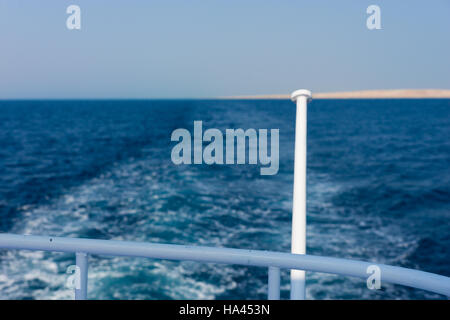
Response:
1,233,449,300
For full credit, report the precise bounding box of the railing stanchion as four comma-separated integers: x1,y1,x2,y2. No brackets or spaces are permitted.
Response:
268,266,281,300
75,252,88,300
290,89,312,300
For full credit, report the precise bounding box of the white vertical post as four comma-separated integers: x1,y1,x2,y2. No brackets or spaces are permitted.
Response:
290,89,312,300
75,252,88,300
267,266,281,300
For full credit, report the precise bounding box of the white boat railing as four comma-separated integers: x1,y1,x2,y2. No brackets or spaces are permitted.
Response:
1,233,449,300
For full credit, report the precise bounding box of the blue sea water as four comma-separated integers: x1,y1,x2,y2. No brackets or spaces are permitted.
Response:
0,99,449,300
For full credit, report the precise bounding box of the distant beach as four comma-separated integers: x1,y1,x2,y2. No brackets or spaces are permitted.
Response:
224,89,450,99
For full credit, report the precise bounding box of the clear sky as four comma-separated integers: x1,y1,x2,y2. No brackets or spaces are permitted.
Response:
0,0,449,98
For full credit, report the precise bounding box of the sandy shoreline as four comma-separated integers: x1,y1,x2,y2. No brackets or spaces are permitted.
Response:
224,89,450,99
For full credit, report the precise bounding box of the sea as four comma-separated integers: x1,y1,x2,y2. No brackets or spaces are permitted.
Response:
0,99,449,299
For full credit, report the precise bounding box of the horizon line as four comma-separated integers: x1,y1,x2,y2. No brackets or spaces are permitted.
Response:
1,89,450,101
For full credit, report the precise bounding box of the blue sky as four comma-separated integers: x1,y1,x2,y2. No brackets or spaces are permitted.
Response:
0,0,449,98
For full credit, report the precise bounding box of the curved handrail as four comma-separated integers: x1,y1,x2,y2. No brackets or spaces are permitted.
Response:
0,233,449,298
